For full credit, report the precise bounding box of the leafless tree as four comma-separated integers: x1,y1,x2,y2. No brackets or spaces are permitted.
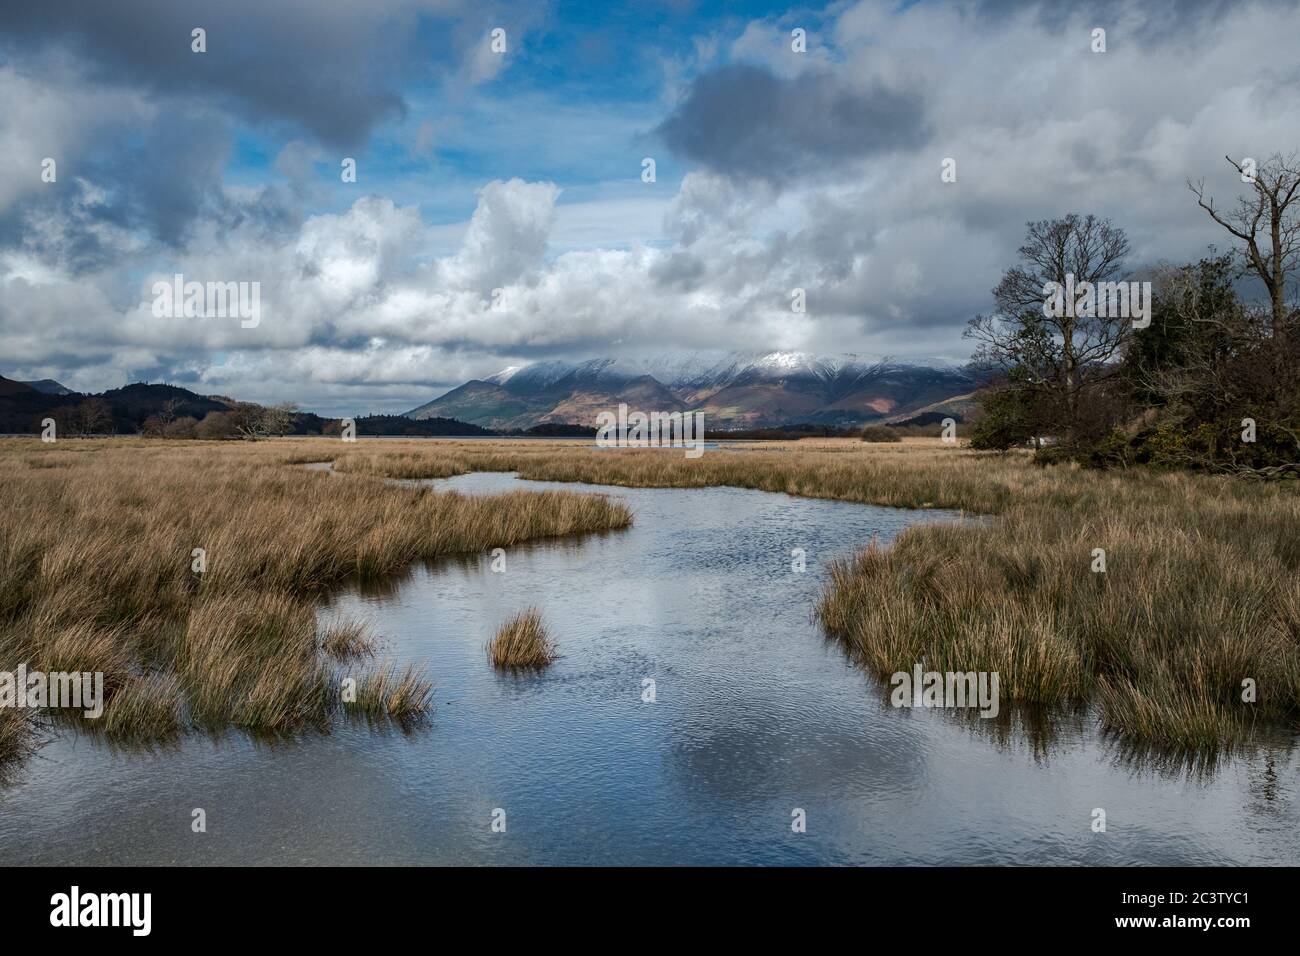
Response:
228,401,298,439
259,402,298,437
58,398,114,437
966,214,1132,433
1190,153,1300,339
159,397,184,424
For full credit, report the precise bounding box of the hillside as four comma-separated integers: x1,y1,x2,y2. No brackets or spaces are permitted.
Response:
406,351,981,429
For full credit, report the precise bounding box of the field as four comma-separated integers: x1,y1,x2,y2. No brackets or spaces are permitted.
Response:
1,435,1296,772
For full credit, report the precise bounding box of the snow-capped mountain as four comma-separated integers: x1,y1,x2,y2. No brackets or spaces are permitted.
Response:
408,351,980,430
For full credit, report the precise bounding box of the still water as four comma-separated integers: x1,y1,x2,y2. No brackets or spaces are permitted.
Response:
1,473,1295,865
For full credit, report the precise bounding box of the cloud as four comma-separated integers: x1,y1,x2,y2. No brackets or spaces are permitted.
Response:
3,0,1300,415
0,0,457,148
656,63,929,184
438,178,560,293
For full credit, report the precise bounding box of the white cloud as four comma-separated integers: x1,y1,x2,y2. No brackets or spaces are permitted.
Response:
3,0,1299,413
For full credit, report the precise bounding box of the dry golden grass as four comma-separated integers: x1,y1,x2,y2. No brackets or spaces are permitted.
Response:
320,618,376,661
487,607,556,669
0,437,632,764
0,709,35,778
262,435,1299,754
343,664,435,721
3,434,1296,761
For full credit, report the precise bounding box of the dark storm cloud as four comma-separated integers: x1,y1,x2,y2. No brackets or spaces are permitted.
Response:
656,64,928,184
0,0,443,148
0,108,298,271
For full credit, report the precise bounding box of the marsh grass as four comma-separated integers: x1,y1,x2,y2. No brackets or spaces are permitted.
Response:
814,469,1300,755
256,436,1299,754
343,663,435,721
4,435,1296,762
488,608,556,669
321,618,376,661
0,709,36,778
0,438,631,766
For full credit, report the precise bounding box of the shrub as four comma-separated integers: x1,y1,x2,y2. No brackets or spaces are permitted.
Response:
859,425,902,443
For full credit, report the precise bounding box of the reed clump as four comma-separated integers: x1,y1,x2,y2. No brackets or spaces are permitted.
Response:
0,438,632,766
343,664,435,720
321,618,376,661
488,608,556,669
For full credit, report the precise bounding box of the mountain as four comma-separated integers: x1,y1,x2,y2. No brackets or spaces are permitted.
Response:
406,352,981,430
0,376,37,397
1,372,500,437
405,380,548,429
19,379,74,395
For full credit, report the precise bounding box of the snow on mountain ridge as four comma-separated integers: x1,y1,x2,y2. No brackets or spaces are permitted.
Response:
484,351,965,393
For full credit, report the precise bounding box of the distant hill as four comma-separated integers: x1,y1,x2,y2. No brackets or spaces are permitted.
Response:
405,351,982,430
0,376,37,397
98,383,232,425
0,374,494,438
19,379,74,396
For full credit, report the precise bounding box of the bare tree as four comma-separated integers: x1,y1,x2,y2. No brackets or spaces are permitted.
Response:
227,401,297,439
966,214,1132,433
159,397,184,424
228,402,267,439
69,400,114,437
1190,153,1300,339
260,402,298,437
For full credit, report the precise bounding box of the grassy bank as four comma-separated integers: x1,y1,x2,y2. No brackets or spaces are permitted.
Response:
312,436,1300,754
0,438,632,765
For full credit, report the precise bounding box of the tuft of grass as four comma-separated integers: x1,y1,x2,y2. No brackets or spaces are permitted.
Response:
488,608,556,669
0,709,38,778
98,675,183,741
321,618,376,661
816,472,1300,754
344,663,434,720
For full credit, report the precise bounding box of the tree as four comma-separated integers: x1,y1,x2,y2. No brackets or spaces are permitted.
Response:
226,401,298,439
259,402,299,437
966,214,1133,439
159,397,184,425
1119,255,1299,477
196,411,236,440
57,398,114,437
1190,153,1300,339
968,367,1053,451
1123,255,1244,412
163,416,199,439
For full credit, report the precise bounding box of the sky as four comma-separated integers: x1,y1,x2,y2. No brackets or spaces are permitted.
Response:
1,0,1298,416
